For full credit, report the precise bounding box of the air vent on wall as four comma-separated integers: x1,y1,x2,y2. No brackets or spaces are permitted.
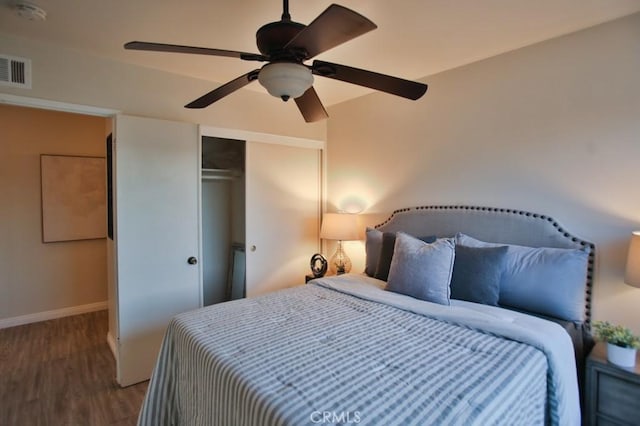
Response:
0,54,32,89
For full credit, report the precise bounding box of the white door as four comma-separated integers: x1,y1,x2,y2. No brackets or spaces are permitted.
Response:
246,142,321,296
114,115,200,386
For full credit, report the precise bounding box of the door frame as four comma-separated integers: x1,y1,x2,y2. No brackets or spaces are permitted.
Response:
200,126,325,150
0,93,119,117
0,94,122,357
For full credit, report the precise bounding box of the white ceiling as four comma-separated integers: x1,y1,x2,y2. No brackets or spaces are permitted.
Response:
1,0,640,106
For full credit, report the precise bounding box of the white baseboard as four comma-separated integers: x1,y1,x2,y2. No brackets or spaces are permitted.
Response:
106,330,118,360
0,301,108,329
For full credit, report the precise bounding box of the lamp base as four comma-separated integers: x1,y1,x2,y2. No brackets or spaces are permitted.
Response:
329,241,352,275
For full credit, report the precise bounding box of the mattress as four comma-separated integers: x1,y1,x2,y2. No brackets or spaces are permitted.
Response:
138,275,580,426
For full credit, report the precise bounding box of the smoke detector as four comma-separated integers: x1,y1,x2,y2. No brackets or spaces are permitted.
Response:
13,1,47,21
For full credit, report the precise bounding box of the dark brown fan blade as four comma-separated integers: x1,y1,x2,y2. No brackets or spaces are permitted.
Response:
185,70,260,109
312,60,427,100
295,87,328,123
284,4,376,59
124,41,267,61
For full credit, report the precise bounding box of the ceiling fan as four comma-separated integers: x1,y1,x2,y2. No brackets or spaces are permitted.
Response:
124,1,428,123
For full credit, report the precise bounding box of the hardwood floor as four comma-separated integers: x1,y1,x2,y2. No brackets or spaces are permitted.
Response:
0,310,148,425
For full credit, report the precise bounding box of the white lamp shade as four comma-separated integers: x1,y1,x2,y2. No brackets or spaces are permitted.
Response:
625,231,640,287
320,213,359,241
258,62,313,100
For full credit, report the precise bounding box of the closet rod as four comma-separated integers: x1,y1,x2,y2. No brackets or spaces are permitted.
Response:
202,175,235,181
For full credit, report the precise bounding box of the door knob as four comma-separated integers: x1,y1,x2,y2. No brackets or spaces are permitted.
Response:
187,256,198,265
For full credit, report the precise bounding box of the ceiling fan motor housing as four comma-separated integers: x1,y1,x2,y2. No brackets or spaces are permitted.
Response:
256,20,306,59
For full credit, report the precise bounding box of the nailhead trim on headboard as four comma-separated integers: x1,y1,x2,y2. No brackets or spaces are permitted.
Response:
375,205,595,327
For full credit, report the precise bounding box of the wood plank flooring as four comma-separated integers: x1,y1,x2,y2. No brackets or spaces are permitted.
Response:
0,310,148,425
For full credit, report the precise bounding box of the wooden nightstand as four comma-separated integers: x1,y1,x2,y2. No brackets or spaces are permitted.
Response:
585,341,640,425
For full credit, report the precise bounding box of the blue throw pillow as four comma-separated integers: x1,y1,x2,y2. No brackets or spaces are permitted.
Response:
373,232,437,281
450,245,508,306
386,233,455,305
456,233,589,321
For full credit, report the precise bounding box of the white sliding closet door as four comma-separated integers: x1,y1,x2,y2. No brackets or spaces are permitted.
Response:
114,115,200,386
246,142,321,296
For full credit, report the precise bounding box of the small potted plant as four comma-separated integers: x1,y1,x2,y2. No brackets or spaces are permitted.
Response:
593,321,640,367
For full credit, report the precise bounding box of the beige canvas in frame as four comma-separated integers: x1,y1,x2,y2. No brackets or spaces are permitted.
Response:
41,154,106,243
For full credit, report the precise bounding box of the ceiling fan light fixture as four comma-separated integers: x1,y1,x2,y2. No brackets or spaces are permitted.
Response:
12,1,47,21
258,62,313,101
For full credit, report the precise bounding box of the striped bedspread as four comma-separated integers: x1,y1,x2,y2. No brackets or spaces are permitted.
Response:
139,275,579,426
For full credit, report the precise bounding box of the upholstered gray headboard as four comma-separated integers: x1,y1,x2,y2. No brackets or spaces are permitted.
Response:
376,205,595,326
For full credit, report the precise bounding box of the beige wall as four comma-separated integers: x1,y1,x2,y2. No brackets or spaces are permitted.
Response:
326,13,640,333
0,104,107,320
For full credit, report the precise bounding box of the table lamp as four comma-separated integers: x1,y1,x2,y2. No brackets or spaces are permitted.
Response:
320,213,358,275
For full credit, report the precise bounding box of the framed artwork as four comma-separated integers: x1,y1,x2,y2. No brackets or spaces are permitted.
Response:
40,154,107,243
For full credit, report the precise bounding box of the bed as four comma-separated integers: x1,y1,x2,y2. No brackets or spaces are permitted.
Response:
138,205,595,426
